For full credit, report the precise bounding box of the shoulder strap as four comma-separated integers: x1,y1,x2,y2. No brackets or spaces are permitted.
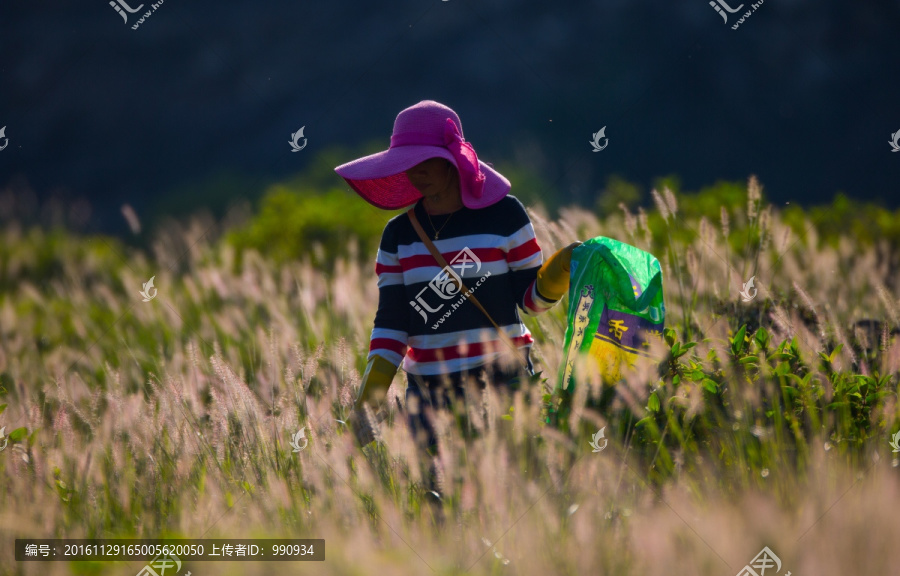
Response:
407,208,526,367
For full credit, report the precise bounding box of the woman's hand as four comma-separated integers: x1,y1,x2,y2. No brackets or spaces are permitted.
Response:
347,405,386,448
536,242,582,302
349,355,398,447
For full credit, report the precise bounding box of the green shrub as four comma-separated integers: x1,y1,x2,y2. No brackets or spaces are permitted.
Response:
227,185,398,270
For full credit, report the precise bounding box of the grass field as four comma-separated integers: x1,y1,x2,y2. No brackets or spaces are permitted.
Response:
1,184,899,575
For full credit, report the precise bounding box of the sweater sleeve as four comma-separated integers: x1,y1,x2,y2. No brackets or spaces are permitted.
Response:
504,199,556,316
368,222,408,366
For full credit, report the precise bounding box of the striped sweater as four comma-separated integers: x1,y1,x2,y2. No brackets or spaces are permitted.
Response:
369,195,557,376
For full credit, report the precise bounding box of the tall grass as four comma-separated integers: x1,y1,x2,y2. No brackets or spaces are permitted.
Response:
0,182,899,575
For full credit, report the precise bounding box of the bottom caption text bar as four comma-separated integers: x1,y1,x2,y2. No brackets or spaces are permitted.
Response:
15,539,324,561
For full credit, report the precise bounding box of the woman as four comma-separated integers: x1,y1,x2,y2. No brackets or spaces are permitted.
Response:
335,100,578,453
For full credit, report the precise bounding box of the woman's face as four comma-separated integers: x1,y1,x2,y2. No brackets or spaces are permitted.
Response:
405,158,455,197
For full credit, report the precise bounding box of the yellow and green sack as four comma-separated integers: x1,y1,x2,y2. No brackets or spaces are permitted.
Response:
556,237,665,398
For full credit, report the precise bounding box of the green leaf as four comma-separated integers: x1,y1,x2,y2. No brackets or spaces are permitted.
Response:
8,427,28,441
702,379,718,393
0,372,12,394
754,327,770,349
731,325,747,356
648,392,660,412
781,386,798,398
739,356,759,365
672,341,695,359
664,328,677,347
0,404,6,416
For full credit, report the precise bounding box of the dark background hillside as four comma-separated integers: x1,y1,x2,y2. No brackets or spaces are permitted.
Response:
1,0,898,235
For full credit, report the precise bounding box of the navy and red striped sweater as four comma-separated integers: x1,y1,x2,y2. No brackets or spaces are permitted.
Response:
369,195,557,376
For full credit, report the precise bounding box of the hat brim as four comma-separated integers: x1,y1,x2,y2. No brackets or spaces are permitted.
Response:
335,146,510,210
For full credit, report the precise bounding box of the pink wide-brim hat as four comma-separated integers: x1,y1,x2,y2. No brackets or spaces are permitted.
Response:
335,100,511,210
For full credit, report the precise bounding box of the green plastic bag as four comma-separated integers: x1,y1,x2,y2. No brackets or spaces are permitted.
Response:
556,237,665,398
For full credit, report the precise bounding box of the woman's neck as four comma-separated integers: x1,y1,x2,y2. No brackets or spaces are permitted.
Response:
422,194,463,215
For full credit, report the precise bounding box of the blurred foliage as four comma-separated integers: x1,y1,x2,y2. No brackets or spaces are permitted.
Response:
226,145,401,270
0,227,124,293
783,193,900,249
3,155,900,284
595,174,643,215
189,146,900,276
226,185,397,271
153,170,260,224
492,161,561,214
611,178,900,272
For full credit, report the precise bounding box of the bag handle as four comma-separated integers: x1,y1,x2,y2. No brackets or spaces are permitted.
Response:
407,208,527,368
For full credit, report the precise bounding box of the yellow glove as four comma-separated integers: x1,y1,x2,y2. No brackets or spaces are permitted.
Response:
536,242,582,302
355,354,398,408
